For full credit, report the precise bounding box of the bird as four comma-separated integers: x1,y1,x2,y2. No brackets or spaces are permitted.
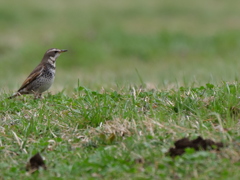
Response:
8,48,67,99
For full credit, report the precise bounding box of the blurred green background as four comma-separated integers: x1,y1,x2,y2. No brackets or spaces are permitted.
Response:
1,0,240,93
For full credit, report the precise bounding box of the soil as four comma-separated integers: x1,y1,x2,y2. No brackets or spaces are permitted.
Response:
168,136,224,157
26,153,47,173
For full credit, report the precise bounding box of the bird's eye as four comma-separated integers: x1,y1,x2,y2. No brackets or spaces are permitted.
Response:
54,51,58,54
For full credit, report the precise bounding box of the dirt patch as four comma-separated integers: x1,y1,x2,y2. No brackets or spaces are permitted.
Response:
168,136,224,157
26,153,47,173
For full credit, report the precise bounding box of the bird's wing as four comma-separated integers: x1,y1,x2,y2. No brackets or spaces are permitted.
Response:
18,65,44,91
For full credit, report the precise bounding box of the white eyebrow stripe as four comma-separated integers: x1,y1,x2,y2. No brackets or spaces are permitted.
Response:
47,49,58,53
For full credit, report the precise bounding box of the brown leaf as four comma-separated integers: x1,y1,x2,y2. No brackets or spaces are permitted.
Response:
108,133,116,143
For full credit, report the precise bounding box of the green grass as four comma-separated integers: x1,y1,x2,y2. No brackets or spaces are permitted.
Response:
1,84,240,179
1,0,240,179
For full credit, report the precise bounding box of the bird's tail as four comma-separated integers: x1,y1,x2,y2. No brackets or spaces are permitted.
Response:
8,92,21,99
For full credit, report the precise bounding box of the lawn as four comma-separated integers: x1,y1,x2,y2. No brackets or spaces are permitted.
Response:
0,0,240,179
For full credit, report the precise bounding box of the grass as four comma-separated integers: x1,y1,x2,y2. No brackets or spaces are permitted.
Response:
1,0,240,179
1,84,240,179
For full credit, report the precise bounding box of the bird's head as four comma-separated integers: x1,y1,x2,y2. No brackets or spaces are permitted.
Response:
43,48,67,63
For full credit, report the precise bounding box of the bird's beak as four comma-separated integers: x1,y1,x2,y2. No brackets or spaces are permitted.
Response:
60,49,68,53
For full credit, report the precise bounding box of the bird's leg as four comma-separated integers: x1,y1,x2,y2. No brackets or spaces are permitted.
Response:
34,93,42,99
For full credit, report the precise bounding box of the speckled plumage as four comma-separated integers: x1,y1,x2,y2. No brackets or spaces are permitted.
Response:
9,48,67,99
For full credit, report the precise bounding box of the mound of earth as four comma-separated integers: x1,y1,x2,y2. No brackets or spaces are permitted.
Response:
168,136,224,157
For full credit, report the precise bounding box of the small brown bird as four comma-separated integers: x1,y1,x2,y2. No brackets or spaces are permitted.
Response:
9,48,67,99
